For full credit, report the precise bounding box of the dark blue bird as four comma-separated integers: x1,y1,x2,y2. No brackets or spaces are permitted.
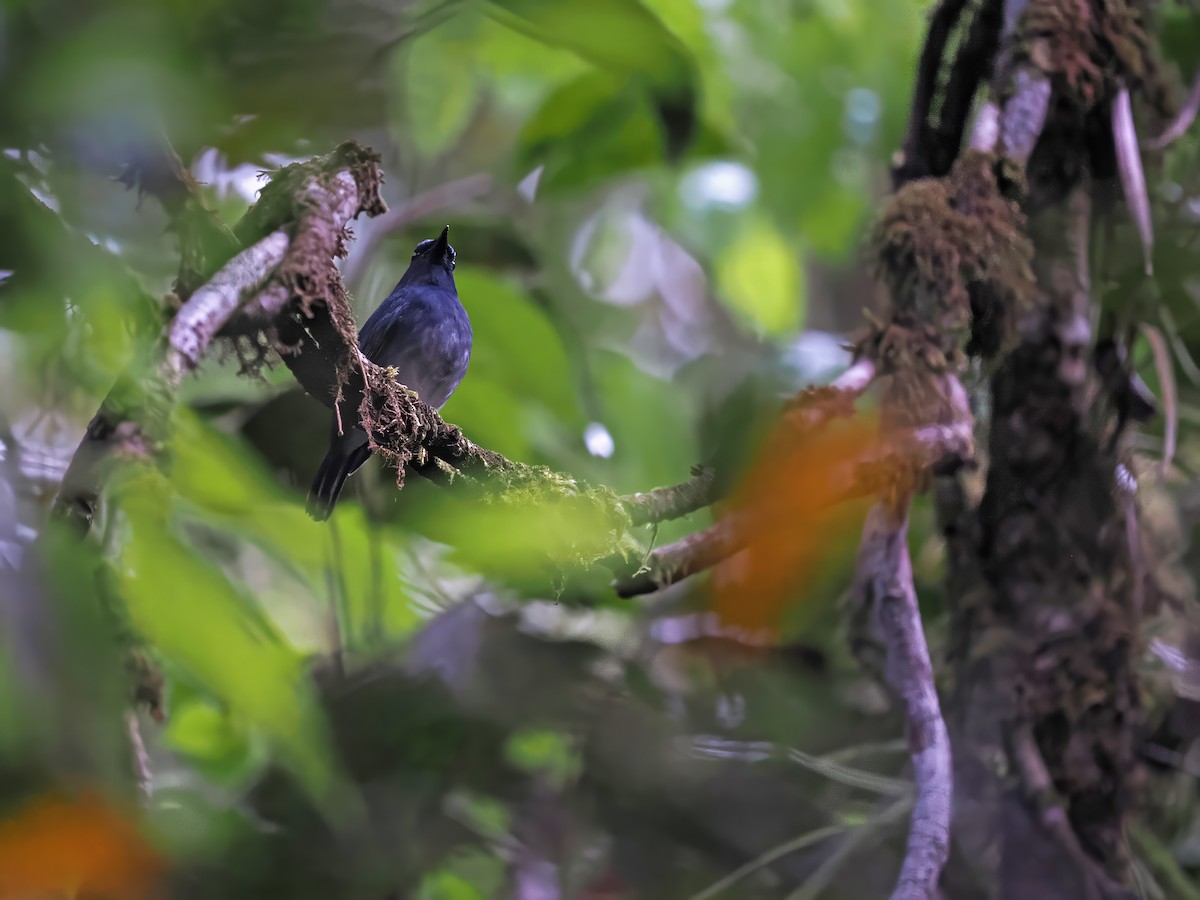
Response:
307,226,471,521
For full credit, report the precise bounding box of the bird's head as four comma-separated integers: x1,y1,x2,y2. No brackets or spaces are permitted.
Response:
409,225,457,277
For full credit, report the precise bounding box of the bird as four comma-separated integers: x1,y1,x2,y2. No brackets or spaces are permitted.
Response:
306,225,471,521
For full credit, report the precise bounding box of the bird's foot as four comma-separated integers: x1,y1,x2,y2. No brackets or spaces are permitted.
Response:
384,365,399,380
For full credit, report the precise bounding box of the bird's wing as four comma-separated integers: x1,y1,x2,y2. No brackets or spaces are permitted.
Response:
357,290,471,407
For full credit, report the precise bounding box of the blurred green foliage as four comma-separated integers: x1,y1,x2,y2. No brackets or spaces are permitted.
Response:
4,0,1200,895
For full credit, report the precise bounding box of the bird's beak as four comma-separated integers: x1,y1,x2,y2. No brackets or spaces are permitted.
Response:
431,225,451,258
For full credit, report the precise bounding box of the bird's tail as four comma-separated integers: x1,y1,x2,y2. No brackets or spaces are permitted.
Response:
306,443,372,521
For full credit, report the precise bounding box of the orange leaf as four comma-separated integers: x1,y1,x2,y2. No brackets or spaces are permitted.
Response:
712,414,884,637
0,790,163,899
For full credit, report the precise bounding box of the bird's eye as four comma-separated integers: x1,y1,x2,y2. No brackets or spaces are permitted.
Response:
412,239,435,258
447,247,457,270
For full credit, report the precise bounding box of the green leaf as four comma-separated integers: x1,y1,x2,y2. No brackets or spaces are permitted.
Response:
147,785,256,862
504,728,580,789
446,791,511,842
163,698,265,784
799,183,868,260
451,267,582,426
417,850,506,900
442,377,533,461
487,0,700,160
110,469,338,806
716,218,804,336
401,25,480,160
428,487,622,587
486,0,693,90
418,871,486,900
517,72,662,192
168,411,420,647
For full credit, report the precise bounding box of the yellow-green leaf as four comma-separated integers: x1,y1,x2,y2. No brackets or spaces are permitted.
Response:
111,470,337,805
402,26,479,160
716,219,804,337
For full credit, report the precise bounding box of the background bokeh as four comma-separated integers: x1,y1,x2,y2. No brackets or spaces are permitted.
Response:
3,0,1200,897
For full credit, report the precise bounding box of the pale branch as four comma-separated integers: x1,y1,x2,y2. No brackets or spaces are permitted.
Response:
1146,67,1200,150
225,170,362,333
126,710,153,803
164,230,290,384
969,100,1001,152
1113,87,1154,276
999,68,1051,166
852,504,951,900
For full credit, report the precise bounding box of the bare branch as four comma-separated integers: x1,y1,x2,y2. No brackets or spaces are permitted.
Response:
613,515,746,598
853,504,951,900
620,465,717,527
126,711,152,803
784,357,877,433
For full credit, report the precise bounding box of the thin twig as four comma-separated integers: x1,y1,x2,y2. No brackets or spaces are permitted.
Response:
853,505,951,900
690,823,848,900
785,799,915,900
1145,68,1200,151
126,710,152,802
684,736,912,796
1139,323,1176,476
